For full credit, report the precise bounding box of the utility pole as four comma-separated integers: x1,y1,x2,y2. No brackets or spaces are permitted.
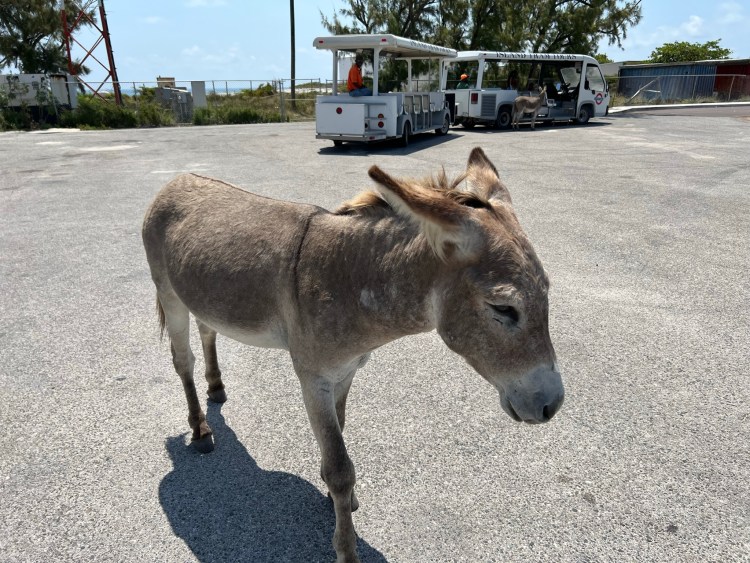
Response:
290,0,296,110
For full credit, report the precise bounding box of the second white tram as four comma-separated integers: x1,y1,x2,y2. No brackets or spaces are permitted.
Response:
442,51,610,129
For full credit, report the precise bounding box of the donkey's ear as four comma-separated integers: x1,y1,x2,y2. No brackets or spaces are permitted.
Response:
368,165,478,262
466,147,513,205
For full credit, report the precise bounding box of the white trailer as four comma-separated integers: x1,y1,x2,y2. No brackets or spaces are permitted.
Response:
313,34,457,146
441,51,610,129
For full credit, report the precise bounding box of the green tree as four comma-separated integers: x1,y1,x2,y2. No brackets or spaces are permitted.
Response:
321,0,439,38
0,0,93,74
321,0,442,92
321,0,642,55
649,39,732,63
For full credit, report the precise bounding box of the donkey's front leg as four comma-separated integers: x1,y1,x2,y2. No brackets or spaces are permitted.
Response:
299,374,359,563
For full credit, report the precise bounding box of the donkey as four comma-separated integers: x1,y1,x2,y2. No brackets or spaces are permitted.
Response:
512,85,547,130
142,148,564,563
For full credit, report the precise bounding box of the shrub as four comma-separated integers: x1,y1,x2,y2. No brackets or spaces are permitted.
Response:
0,106,33,130
192,105,283,126
60,95,137,129
224,107,263,124
192,107,214,126
136,101,175,127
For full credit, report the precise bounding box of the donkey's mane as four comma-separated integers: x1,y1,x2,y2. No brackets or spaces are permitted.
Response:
335,170,495,217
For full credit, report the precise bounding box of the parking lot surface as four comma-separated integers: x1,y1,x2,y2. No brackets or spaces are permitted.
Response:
1,109,748,562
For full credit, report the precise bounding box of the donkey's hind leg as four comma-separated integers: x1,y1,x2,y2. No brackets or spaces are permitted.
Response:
158,290,214,453
196,320,227,404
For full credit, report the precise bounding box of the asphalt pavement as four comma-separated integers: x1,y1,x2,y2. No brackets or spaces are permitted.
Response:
1,107,748,562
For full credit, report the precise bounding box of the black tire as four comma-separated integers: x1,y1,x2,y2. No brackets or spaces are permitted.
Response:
462,119,476,129
400,121,411,147
333,140,343,147
495,107,512,129
576,105,591,125
435,114,450,136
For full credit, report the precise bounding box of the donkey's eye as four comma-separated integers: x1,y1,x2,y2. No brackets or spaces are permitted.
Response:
488,303,520,324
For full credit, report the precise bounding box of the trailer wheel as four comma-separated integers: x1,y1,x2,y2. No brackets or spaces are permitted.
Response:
576,105,591,125
333,140,343,147
400,121,411,147
435,114,450,136
462,119,476,129
495,107,512,129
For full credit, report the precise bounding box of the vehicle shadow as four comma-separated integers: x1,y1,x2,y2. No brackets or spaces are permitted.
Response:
318,131,456,156
159,402,388,563
455,120,612,134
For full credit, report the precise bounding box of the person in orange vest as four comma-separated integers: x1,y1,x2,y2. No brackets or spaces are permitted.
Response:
347,55,372,96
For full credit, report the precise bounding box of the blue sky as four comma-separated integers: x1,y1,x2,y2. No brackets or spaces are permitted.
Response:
69,1,750,84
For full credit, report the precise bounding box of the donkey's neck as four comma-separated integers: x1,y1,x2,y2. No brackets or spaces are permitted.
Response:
298,213,448,342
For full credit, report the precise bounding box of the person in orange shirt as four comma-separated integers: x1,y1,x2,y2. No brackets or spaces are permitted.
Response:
347,55,372,96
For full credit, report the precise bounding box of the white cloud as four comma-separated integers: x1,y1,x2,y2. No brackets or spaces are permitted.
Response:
602,7,747,62
678,15,703,37
718,2,745,25
625,14,705,51
143,16,164,25
182,45,203,57
181,44,243,66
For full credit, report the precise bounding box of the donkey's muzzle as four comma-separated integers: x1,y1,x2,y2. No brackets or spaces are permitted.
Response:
499,366,564,424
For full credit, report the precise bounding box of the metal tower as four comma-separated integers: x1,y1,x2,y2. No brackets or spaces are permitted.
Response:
61,0,122,105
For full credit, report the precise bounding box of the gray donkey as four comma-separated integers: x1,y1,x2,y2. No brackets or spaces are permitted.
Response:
142,148,564,563
512,85,548,130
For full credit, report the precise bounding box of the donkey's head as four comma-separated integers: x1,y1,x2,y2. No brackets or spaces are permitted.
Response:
367,147,563,424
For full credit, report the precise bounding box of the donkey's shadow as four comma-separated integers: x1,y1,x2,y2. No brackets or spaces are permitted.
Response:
159,403,387,563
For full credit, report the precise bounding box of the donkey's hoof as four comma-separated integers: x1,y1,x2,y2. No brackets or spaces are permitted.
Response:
192,434,215,454
208,388,227,403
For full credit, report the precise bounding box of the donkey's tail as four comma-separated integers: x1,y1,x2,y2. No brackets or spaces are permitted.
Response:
156,297,167,341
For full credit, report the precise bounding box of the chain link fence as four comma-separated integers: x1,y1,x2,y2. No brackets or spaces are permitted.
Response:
1,76,340,128
113,77,441,124
113,78,339,124
4,72,750,130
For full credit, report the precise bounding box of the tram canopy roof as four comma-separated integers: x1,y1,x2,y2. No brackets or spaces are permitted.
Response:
313,34,457,59
451,51,596,63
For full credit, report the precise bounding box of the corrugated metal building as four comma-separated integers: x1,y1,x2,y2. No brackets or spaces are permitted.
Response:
715,61,750,98
618,59,750,101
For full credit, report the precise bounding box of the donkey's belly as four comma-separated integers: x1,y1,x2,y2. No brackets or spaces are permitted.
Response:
198,316,289,350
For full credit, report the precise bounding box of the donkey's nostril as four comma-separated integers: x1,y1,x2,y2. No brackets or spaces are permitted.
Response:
541,394,564,422
541,405,551,422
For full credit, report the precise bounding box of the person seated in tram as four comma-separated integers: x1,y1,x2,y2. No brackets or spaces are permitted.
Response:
507,70,519,90
348,55,372,96
456,73,470,89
